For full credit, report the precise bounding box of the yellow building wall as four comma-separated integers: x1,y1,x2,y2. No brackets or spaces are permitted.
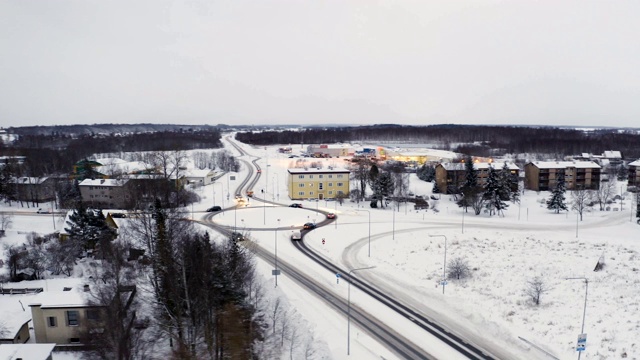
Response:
288,172,350,200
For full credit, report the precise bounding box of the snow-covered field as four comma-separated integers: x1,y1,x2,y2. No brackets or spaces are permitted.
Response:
1,140,638,360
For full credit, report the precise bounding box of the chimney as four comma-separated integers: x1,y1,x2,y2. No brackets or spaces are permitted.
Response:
83,284,90,292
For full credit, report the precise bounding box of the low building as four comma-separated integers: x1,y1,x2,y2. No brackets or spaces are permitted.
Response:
306,144,353,158
524,161,601,191
9,177,57,203
287,167,350,200
629,159,640,188
0,294,32,344
434,162,520,194
179,168,216,187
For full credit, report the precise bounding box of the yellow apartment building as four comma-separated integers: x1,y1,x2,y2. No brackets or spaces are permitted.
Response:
287,167,350,200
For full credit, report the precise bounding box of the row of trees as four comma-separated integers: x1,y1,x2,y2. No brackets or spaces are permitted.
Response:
456,157,520,216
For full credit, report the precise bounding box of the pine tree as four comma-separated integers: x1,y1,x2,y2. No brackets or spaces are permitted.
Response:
64,204,116,250
546,173,568,213
484,166,508,216
457,156,481,212
372,172,395,208
462,155,477,191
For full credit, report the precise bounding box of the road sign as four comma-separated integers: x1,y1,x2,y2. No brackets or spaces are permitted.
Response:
440,280,448,285
576,333,586,352
272,270,281,276
336,273,341,278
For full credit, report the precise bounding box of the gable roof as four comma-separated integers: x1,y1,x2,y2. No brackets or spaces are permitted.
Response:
0,344,56,360
79,178,129,187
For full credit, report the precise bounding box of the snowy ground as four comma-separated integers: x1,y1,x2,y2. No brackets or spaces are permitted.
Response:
1,140,638,360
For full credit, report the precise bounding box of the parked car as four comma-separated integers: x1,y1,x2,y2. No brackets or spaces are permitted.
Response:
247,190,254,197
303,222,316,230
231,232,245,242
207,206,222,212
289,203,303,208
326,213,336,219
291,231,302,240
110,213,127,218
36,208,50,214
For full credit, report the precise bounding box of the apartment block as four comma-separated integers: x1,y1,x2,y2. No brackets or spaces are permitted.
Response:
287,167,350,200
524,161,601,191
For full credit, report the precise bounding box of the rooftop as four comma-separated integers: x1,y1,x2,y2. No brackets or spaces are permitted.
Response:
0,344,56,360
531,161,601,169
79,178,129,187
287,167,350,174
28,289,91,309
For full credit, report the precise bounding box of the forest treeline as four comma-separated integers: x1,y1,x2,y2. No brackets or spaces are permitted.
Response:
235,125,640,159
1,129,223,176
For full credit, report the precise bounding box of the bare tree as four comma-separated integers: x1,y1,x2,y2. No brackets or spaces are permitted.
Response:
0,213,12,234
595,180,616,211
571,187,593,221
525,276,549,306
447,257,471,280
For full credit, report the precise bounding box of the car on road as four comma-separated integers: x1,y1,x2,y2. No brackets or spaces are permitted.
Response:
257,169,262,173
36,208,51,214
231,232,245,242
289,203,303,208
291,231,302,240
110,213,127,218
246,190,254,197
207,206,222,212
326,213,336,219
303,222,316,230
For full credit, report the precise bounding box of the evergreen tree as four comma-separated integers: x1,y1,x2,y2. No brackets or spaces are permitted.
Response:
636,192,640,224
546,173,568,213
416,164,435,182
462,155,477,191
457,156,481,212
368,164,379,187
617,164,628,182
372,172,395,208
64,203,116,250
484,166,509,216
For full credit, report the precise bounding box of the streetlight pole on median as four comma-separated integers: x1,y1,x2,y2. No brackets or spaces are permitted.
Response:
347,265,376,356
429,234,447,294
275,218,280,287
566,277,589,359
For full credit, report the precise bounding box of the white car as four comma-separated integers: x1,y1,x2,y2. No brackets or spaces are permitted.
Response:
291,231,302,240
36,208,51,214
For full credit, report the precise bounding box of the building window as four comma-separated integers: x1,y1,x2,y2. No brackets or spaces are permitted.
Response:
298,175,304,179
329,175,333,178
48,316,57,327
298,184,304,188
86,309,100,321
309,183,314,187
319,175,323,178
328,183,333,187
66,311,79,326
338,191,344,195
309,175,314,179
337,183,344,187
328,191,333,195
298,192,305,196
337,174,344,178
319,183,324,190
309,192,314,196
69,338,81,344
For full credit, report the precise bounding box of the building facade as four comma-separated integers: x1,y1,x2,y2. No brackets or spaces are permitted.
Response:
287,167,350,200
629,160,640,188
79,178,132,209
524,161,601,191
434,162,520,194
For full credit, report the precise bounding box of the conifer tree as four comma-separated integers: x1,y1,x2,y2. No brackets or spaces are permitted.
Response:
372,172,394,208
546,173,568,213
484,166,509,216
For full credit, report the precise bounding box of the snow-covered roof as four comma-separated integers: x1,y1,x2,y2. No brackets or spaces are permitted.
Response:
183,169,215,178
0,344,56,360
603,150,622,159
0,295,33,339
94,157,127,165
629,159,640,167
79,178,129,187
10,177,49,184
440,162,519,171
288,167,350,174
95,160,153,175
530,161,601,169
28,289,90,309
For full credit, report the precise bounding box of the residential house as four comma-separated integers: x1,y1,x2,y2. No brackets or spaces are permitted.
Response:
0,294,32,344
524,161,601,191
178,168,217,187
287,167,350,200
434,162,520,194
29,286,136,347
628,159,640,188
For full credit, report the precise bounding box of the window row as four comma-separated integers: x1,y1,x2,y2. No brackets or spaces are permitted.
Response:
296,174,345,179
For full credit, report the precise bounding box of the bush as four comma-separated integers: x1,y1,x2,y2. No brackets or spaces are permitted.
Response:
447,257,470,280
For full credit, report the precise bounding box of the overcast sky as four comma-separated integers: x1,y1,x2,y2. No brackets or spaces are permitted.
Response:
1,0,639,128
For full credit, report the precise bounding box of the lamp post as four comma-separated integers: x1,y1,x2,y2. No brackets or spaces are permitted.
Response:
275,218,280,287
213,182,223,208
274,173,279,201
347,266,376,356
566,277,589,359
429,234,447,294
392,202,395,240
353,209,371,257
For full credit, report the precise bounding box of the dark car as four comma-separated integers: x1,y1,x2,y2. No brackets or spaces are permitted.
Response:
110,213,127,218
326,213,336,219
231,232,245,242
289,203,303,208
207,206,222,212
303,222,316,230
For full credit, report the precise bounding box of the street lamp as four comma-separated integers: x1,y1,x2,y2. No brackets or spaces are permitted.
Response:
213,182,223,208
392,202,395,240
429,234,447,294
347,266,376,356
274,173,279,201
353,209,371,257
275,218,281,287
566,277,589,359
